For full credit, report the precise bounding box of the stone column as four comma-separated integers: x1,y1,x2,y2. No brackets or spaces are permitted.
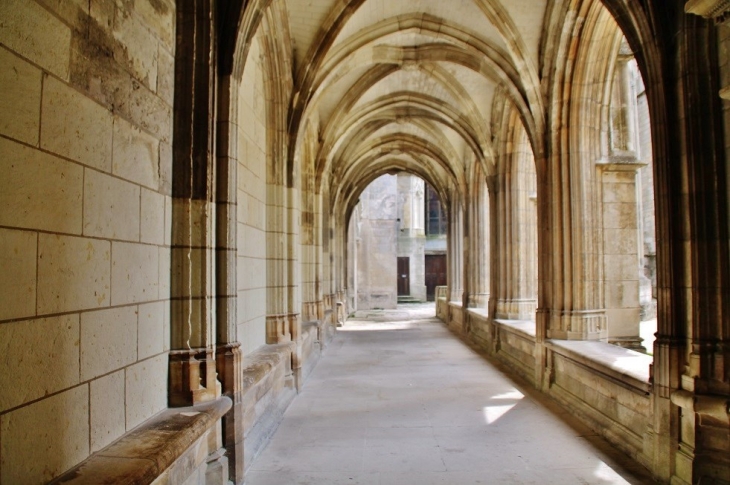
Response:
266,183,293,344
448,198,464,303
597,160,645,350
286,185,303,385
214,73,245,484
169,0,221,408
493,126,538,321
467,177,490,309
300,174,317,322
664,4,730,483
321,188,337,322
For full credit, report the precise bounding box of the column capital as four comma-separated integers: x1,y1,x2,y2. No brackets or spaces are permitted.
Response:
685,0,730,19
596,156,647,171
546,309,608,341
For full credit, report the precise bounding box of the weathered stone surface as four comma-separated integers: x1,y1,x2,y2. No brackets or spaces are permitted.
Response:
37,234,111,314
54,397,232,485
134,0,175,47
41,76,113,171
0,0,71,79
0,137,83,235
141,188,166,245
90,370,126,452
158,246,172,301
0,47,42,145
83,168,141,241
157,45,175,107
111,241,159,305
1,385,89,485
138,301,165,360
0,314,80,412
35,0,88,32
0,228,37,321
125,354,168,430
112,11,158,90
80,306,137,381
113,116,160,190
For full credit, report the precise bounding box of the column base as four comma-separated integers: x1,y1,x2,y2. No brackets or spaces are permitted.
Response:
266,314,293,344
169,348,221,407
215,343,244,484
495,298,537,320
301,300,323,322
546,310,608,341
609,336,646,352
467,292,489,308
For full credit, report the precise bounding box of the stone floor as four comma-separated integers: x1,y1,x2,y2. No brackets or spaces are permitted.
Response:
245,304,656,485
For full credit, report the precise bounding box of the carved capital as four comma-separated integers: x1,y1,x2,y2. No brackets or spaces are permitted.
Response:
685,0,730,19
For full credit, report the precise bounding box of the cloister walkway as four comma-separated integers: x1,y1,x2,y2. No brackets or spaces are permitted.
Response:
245,304,655,485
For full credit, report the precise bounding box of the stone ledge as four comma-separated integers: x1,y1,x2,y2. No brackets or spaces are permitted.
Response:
547,340,651,391
51,396,232,485
494,318,537,338
241,343,294,394
466,307,488,319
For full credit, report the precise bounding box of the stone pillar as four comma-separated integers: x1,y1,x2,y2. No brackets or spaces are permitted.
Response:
467,176,490,309
448,198,464,303
597,160,645,350
266,184,292,344
286,185,303,386
347,205,360,312
214,73,245,483
302,191,324,322
493,125,538,321
169,0,221,408
666,4,730,483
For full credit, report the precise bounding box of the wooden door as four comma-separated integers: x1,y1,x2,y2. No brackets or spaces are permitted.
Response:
397,257,410,296
425,254,447,301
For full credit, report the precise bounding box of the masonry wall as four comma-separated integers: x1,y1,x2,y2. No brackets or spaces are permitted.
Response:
356,175,398,309
237,33,268,355
0,0,174,482
397,174,427,302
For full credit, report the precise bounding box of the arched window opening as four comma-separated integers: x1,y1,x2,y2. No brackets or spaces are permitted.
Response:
602,38,657,353
425,183,447,237
347,173,447,310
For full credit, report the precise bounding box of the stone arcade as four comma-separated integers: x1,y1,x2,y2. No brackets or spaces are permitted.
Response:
0,0,728,484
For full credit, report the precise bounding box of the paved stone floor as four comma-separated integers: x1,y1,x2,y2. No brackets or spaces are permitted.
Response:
246,304,656,484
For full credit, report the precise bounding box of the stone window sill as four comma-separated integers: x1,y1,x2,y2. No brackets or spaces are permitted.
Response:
547,340,652,390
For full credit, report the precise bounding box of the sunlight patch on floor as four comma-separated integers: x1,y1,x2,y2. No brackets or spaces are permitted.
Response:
483,389,524,424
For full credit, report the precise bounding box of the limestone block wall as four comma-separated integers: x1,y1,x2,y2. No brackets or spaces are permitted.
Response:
397,174,427,301
356,175,398,309
237,34,268,355
0,0,174,482
600,167,642,346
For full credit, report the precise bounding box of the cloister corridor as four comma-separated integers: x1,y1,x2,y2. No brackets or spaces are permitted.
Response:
2,1,729,483
245,304,654,485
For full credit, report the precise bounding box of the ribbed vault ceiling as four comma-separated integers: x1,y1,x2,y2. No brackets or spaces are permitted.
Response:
284,0,549,209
